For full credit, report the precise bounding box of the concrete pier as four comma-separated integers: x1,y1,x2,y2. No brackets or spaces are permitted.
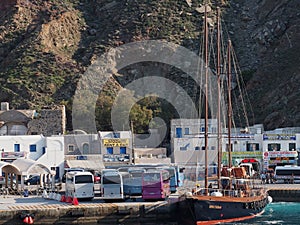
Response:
265,183,300,202
0,195,179,225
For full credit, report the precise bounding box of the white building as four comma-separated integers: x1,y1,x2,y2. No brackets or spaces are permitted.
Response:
99,131,133,165
171,118,300,174
170,119,264,167
0,135,64,183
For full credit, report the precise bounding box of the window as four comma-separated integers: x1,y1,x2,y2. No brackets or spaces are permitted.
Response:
120,147,126,154
195,146,200,151
29,144,37,152
82,143,89,154
107,147,113,154
184,128,189,135
75,175,93,184
289,143,296,151
226,144,233,152
200,127,205,133
14,144,20,152
211,127,217,133
176,128,182,138
268,143,280,151
68,145,75,152
180,146,187,151
201,146,205,150
247,143,259,151
211,146,216,150
113,132,120,138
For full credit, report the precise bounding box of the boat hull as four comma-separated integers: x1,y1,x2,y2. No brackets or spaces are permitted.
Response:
178,195,268,225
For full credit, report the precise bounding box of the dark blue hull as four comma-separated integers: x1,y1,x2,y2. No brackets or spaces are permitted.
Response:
178,196,268,225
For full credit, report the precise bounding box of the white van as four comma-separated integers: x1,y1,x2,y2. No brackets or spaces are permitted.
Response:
65,171,94,200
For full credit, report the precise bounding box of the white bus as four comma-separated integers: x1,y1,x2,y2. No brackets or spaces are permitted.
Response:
274,166,300,183
101,171,124,201
65,171,94,200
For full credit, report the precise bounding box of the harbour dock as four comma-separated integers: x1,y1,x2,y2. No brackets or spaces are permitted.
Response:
1,183,300,224
0,193,179,225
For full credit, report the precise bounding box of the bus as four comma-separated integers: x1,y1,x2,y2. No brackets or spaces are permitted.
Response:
126,167,146,196
100,171,124,200
157,166,178,193
142,169,170,200
65,171,94,200
274,166,300,183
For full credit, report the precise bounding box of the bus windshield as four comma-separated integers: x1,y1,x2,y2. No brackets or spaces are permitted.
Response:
143,173,160,182
75,175,93,184
103,175,121,184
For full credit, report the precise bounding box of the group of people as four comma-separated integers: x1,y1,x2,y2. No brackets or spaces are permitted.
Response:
260,170,275,184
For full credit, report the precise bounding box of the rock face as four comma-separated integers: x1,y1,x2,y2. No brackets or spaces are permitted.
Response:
223,0,300,129
0,0,299,131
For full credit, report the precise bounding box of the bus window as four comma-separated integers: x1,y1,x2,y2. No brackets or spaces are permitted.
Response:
275,166,300,184
75,175,93,184
157,166,178,193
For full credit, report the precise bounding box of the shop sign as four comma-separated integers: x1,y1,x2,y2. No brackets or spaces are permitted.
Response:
103,139,129,147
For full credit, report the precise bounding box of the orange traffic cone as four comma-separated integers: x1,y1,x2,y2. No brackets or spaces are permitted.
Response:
23,215,34,224
66,196,72,203
72,197,79,205
60,195,66,202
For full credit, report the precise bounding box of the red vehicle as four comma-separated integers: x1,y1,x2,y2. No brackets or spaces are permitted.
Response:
93,171,101,183
142,169,170,200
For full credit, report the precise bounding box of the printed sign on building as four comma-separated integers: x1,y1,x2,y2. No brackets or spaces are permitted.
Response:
102,139,129,147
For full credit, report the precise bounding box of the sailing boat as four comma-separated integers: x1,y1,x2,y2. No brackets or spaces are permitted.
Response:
178,4,271,225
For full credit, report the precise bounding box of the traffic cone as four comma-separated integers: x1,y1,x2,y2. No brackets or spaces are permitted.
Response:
60,195,66,202
66,196,72,203
72,197,79,205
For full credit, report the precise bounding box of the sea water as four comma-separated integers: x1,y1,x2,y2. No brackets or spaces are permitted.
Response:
228,202,300,225
62,202,300,225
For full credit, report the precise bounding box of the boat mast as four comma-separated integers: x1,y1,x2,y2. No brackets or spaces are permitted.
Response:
216,7,222,189
227,40,232,169
204,3,209,194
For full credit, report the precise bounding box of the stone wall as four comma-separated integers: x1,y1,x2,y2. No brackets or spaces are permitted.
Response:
28,105,66,136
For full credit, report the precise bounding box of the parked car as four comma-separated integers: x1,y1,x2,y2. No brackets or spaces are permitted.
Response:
24,175,40,185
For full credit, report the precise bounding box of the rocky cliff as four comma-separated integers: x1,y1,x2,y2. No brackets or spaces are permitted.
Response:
0,0,299,133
